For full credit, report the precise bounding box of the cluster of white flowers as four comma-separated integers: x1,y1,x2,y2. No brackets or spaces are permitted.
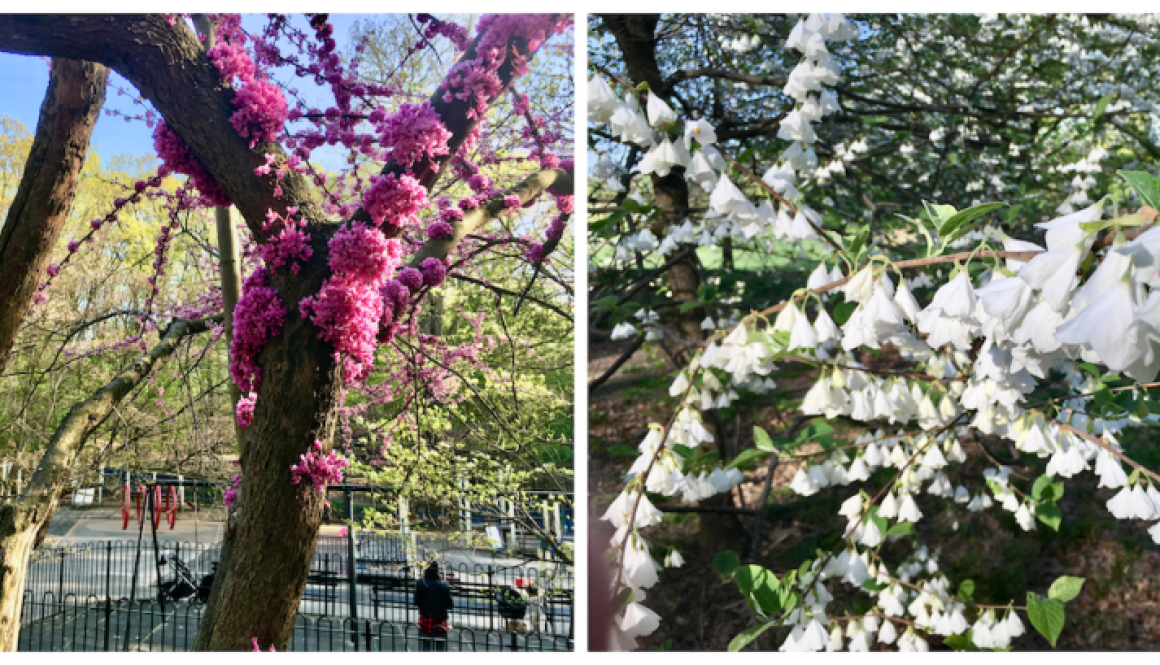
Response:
592,12,1160,653
588,13,862,271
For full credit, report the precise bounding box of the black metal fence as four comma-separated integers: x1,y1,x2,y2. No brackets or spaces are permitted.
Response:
18,592,572,652
21,535,573,649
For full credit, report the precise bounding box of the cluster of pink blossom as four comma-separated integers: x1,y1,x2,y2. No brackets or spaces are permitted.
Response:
299,223,403,376
290,440,349,493
229,266,286,400
361,173,429,228
258,217,313,274
36,172,167,304
229,79,290,145
417,14,470,51
525,194,572,265
235,392,258,429
152,121,231,207
251,638,275,652
207,40,256,84
139,188,191,327
222,474,242,508
426,221,454,240
419,258,447,287
441,14,571,119
375,102,452,169
327,223,400,282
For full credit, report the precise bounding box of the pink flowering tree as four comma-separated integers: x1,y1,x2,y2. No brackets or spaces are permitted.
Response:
0,12,572,651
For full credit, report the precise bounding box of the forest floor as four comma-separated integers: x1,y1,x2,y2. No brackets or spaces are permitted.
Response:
589,340,1160,651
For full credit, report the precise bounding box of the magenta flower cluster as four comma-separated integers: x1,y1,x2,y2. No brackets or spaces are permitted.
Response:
299,223,402,375
440,14,571,119
420,258,447,287
258,216,313,275
152,121,230,207
229,266,286,399
362,173,429,228
222,474,242,508
235,392,258,429
375,102,452,169
290,440,349,493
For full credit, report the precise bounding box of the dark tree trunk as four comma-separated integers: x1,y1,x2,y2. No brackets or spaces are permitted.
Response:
602,15,704,358
0,58,107,374
602,14,736,546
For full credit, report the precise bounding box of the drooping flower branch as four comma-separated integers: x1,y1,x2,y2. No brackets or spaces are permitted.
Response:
591,12,1160,652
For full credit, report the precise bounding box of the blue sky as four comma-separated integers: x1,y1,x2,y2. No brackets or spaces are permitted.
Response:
0,14,383,165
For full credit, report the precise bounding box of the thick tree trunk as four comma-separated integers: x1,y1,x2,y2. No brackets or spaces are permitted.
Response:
602,15,704,359
0,317,215,651
0,58,107,374
602,14,731,546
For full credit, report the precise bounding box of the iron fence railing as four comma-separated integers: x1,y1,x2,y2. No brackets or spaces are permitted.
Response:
22,534,573,643
18,592,572,652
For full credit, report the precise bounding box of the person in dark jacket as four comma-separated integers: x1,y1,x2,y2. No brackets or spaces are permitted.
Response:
414,561,454,651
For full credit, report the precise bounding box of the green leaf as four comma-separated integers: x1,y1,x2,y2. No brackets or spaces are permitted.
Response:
957,579,975,601
733,565,782,615
588,211,626,236
940,202,1007,242
726,447,773,471
728,622,777,652
867,506,888,536
678,299,704,313
927,203,959,225
1093,92,1116,119
606,444,638,458
1037,503,1062,531
862,578,889,592
1118,170,1160,211
886,522,914,537
1048,576,1085,603
753,426,777,452
848,227,869,257
832,302,858,326
943,633,978,651
713,550,740,577
1032,474,1056,501
1026,593,1066,647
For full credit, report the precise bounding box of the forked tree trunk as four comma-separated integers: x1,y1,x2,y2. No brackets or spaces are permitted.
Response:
0,15,564,651
0,317,215,651
0,58,107,374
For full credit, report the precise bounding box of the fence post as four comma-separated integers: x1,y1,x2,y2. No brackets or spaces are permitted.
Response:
510,630,518,652
345,486,359,648
57,550,66,606
364,619,373,652
103,541,112,652
487,565,495,632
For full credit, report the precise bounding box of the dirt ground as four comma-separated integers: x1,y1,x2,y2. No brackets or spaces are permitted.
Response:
588,341,1160,651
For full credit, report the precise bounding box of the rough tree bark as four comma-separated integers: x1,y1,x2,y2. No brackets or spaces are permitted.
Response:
0,58,108,374
0,14,563,650
601,14,736,547
0,316,216,651
601,14,705,359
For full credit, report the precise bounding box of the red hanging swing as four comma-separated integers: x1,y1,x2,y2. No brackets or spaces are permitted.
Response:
122,477,131,530
152,485,163,529
168,486,178,529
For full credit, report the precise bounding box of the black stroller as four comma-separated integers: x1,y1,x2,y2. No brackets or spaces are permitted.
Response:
158,554,214,604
